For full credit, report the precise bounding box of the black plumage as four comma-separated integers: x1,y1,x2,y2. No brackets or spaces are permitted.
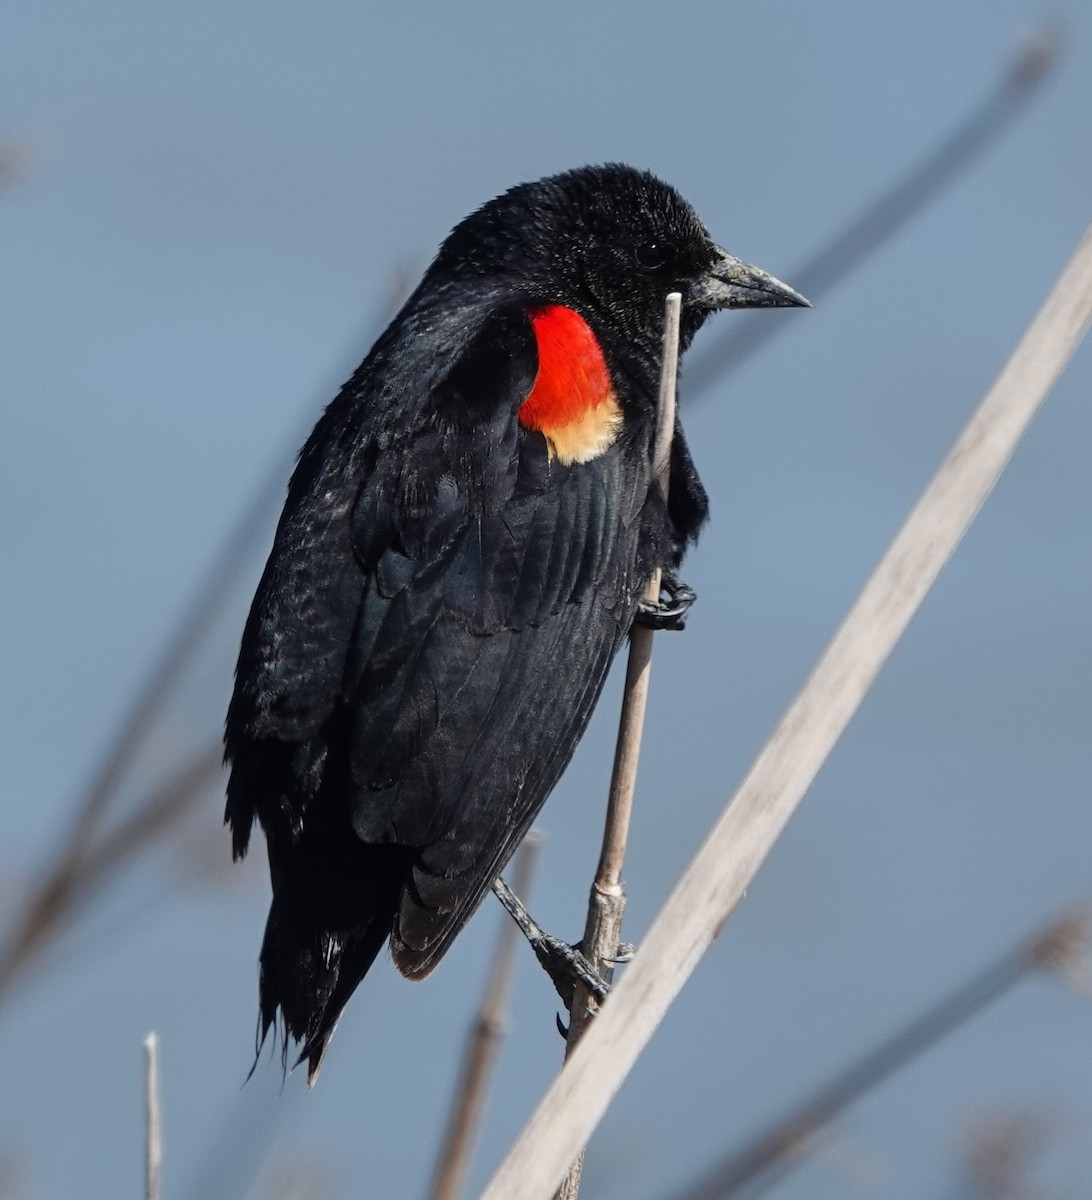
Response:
224,164,807,1080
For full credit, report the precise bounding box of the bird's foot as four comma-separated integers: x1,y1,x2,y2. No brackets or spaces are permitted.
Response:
529,931,609,1009
635,570,696,632
492,877,618,1011
550,940,640,1037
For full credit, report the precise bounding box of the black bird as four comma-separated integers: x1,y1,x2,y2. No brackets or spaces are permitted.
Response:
225,164,807,1081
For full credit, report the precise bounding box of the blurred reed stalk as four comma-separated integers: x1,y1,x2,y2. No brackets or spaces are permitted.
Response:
144,1031,162,1200
686,24,1063,397
0,745,222,998
665,910,1089,1200
960,1107,1063,1200
0,136,35,187
476,221,1092,1200
429,836,543,1200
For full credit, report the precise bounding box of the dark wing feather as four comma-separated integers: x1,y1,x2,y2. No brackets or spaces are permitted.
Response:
224,302,532,843
393,598,623,975
349,439,651,954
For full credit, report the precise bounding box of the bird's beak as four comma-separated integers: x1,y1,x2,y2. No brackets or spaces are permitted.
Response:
691,246,811,310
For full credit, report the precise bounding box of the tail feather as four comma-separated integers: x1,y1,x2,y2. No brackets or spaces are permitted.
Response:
254,836,412,1084
258,905,392,1084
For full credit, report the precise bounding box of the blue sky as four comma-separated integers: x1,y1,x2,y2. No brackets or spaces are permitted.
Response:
2,3,1091,1197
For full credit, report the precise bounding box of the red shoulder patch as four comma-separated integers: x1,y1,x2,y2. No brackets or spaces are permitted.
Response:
519,306,613,432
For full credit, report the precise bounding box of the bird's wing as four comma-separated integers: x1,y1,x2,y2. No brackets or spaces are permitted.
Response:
226,303,654,977
361,442,649,977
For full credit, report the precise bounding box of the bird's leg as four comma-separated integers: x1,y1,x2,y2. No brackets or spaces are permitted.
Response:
491,877,609,1010
634,569,697,632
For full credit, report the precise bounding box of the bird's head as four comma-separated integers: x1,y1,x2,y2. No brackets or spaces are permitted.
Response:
431,163,809,368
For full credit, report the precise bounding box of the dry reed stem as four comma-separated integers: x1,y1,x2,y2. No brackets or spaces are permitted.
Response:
596,291,682,891
477,224,1092,1200
429,836,543,1200
553,295,681,1200
144,1031,162,1200
0,745,222,996
667,910,1088,1200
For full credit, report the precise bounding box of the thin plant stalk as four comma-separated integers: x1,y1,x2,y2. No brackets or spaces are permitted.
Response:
686,24,1062,397
0,745,222,996
554,293,681,1200
667,910,1088,1200
429,836,543,1200
144,1031,162,1200
477,224,1092,1200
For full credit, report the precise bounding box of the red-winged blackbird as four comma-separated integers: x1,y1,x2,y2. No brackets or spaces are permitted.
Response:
225,164,807,1080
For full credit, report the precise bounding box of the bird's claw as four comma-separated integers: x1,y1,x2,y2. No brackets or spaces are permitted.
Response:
635,571,697,632
542,938,637,1041
555,1003,598,1041
530,932,609,1011
603,941,637,965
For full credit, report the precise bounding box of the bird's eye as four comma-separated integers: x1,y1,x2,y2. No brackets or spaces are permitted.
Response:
634,241,668,271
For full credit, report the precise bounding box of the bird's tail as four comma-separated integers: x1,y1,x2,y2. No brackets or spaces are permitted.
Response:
255,839,411,1085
